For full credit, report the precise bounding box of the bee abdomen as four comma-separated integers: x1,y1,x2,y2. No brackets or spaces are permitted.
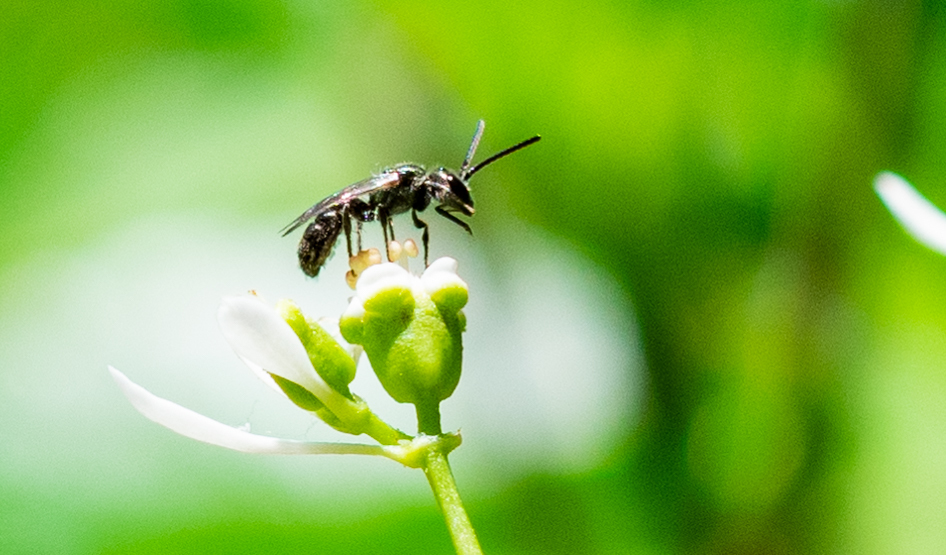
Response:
298,211,343,277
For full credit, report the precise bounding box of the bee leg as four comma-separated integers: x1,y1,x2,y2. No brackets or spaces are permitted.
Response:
386,220,398,261
435,205,472,235
356,221,364,251
411,209,430,267
379,209,392,260
342,211,353,258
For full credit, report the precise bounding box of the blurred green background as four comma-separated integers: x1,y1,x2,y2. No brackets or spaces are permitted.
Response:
3,1,946,553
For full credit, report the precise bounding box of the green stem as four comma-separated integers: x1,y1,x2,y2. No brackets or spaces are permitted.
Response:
424,445,482,555
363,412,412,445
415,398,442,436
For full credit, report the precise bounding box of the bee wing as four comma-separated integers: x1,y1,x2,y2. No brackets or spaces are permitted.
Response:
280,171,402,236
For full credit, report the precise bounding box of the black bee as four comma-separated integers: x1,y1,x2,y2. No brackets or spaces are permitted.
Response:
281,120,541,277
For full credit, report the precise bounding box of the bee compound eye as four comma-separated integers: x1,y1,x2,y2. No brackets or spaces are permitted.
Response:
446,174,473,207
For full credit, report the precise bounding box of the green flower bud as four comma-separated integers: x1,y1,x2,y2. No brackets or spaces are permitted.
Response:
277,299,356,400
216,294,406,443
340,258,468,407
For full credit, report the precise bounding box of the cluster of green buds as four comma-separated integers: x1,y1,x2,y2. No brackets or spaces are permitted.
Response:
341,253,468,435
109,242,469,464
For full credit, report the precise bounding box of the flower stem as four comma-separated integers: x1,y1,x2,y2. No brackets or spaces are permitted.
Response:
363,412,412,445
424,445,482,555
415,398,442,435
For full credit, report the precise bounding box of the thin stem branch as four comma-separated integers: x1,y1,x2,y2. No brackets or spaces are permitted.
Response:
424,445,483,555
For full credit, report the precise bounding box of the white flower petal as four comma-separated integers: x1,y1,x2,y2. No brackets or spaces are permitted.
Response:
237,355,281,393
355,262,413,300
421,257,467,296
108,366,387,456
341,295,366,324
217,296,336,404
425,257,459,275
875,171,946,255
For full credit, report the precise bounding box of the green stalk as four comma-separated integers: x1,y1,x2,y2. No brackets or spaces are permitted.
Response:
423,445,483,555
415,397,443,436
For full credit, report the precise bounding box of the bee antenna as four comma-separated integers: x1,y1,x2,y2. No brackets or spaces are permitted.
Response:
459,120,486,177
464,135,541,179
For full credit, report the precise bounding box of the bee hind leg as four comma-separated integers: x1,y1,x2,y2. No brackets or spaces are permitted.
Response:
379,209,395,260
342,212,353,257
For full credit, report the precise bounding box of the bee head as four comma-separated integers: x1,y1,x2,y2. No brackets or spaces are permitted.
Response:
430,169,475,216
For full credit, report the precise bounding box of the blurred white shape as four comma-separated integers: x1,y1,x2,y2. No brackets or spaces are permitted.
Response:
875,171,946,256
109,365,388,457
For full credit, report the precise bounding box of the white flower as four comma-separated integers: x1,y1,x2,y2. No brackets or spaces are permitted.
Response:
342,257,468,323
108,365,390,456
109,294,416,461
875,171,946,256
216,295,358,422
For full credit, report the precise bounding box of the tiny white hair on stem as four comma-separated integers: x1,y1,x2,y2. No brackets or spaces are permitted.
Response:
875,171,946,256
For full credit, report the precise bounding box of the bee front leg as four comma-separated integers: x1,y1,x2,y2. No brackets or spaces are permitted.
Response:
435,205,472,235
